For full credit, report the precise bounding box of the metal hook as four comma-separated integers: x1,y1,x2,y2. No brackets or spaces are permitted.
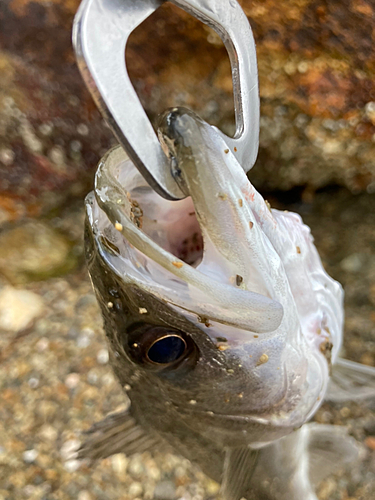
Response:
73,0,259,200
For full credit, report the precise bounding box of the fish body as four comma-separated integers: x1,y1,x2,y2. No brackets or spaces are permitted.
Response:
82,108,375,499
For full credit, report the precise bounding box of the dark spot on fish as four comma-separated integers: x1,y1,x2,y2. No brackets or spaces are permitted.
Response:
320,340,333,373
127,194,143,228
176,231,203,265
189,212,195,216
216,337,227,343
198,316,211,327
236,274,243,286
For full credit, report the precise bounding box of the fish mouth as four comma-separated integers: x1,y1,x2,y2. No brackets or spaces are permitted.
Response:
88,108,287,337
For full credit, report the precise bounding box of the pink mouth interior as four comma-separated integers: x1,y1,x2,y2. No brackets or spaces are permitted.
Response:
129,189,204,266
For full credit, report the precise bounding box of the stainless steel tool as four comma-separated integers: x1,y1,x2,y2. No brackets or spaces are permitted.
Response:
73,0,259,200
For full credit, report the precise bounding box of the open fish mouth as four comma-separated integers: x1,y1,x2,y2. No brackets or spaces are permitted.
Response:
88,108,291,337
85,107,345,431
87,108,343,356
87,107,343,350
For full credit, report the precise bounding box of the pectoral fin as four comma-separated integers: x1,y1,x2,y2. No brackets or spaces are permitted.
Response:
326,357,375,402
306,423,361,486
221,447,259,500
78,409,161,460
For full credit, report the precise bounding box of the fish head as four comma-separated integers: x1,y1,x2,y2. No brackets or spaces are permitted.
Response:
85,108,344,448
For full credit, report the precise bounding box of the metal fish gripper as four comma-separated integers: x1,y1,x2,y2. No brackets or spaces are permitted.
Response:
73,0,260,200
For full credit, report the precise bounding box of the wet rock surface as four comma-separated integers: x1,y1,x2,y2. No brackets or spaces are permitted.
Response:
1,0,375,224
0,221,78,285
0,191,374,500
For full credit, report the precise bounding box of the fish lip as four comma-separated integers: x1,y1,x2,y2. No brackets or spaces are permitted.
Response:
176,406,300,430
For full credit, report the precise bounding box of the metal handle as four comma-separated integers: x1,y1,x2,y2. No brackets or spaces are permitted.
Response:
73,0,259,200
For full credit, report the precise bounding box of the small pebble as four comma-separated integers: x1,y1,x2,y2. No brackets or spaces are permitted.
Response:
112,453,128,475
78,491,92,500
65,373,80,389
39,425,58,442
154,480,176,500
340,253,364,273
87,369,99,384
128,456,145,478
77,123,89,135
364,436,375,450
128,481,143,497
28,377,39,389
97,348,109,364
23,449,38,463
36,337,49,352
64,459,81,473
77,334,91,348
0,287,44,332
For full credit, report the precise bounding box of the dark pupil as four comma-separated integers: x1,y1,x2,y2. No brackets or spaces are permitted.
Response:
147,336,186,364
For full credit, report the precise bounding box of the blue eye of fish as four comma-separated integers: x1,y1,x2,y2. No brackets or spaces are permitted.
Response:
126,324,197,370
147,335,187,364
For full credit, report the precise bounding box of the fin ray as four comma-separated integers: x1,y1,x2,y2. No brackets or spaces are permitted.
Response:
306,423,360,486
221,447,259,500
78,410,160,460
326,357,375,402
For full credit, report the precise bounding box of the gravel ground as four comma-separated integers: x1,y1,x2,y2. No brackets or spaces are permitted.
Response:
0,188,374,500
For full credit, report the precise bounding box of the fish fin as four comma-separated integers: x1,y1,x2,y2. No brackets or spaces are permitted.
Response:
306,423,361,486
325,357,375,402
78,409,160,460
221,447,259,500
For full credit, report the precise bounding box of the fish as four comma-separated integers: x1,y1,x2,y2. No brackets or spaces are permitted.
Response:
80,107,375,500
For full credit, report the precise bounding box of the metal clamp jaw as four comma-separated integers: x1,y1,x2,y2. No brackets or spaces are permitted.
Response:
73,0,259,200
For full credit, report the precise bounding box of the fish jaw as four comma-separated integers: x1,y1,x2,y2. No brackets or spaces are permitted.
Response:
92,144,283,335
85,107,344,448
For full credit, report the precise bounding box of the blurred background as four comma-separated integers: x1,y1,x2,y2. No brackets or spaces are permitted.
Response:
0,0,374,499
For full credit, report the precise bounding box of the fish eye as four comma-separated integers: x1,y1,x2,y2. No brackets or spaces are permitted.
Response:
126,324,198,370
146,335,187,364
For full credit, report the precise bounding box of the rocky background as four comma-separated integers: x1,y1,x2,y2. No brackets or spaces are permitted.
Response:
0,0,374,499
